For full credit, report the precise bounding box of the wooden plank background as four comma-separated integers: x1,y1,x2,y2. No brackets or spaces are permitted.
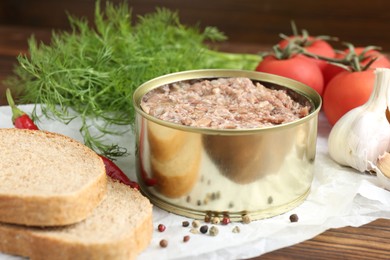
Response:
1,0,390,51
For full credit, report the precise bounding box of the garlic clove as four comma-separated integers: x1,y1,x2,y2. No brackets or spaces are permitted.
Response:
376,152,390,178
374,152,390,190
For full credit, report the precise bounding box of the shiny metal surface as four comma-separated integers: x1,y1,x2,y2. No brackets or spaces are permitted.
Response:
133,69,322,221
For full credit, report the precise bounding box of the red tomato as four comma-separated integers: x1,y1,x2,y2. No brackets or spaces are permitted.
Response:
323,70,375,125
279,36,336,71
256,55,324,95
323,47,390,86
322,52,347,86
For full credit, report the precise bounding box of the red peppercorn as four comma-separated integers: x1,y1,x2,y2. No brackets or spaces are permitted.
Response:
222,216,231,225
158,224,166,232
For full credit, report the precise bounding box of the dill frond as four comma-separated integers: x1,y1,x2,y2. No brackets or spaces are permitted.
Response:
5,0,261,157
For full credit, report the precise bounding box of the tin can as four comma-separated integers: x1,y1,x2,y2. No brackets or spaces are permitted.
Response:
133,69,322,221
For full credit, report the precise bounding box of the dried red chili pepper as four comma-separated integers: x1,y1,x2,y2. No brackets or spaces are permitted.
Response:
6,88,139,190
6,88,38,130
99,155,140,190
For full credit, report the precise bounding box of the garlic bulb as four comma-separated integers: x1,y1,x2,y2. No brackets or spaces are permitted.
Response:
328,68,390,173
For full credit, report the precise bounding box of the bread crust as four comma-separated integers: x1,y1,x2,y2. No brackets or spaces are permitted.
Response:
0,178,153,260
0,174,107,226
0,128,107,226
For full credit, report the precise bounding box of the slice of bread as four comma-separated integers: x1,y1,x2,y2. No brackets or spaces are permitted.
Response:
0,128,107,226
0,177,153,260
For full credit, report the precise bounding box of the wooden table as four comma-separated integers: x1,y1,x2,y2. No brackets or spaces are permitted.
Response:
0,25,389,260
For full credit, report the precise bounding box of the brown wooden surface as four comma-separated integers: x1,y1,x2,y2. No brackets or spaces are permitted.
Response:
2,0,390,50
1,1,390,259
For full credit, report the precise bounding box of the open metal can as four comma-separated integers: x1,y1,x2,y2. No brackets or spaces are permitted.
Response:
133,69,322,221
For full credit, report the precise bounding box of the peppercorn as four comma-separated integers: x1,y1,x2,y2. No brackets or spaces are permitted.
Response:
190,228,200,234
232,226,240,233
268,196,273,204
182,221,190,227
242,214,251,224
211,217,220,224
192,220,201,228
200,225,209,234
159,239,168,248
222,216,231,225
289,214,299,222
183,235,190,242
204,214,211,223
209,226,219,236
157,224,166,232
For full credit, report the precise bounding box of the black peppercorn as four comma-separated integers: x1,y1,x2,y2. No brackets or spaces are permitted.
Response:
182,221,190,227
289,213,299,222
159,239,168,248
200,225,209,234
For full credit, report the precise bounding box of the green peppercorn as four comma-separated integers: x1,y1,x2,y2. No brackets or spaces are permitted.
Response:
209,226,219,236
192,220,201,228
190,228,200,234
232,226,241,233
211,217,220,224
242,214,251,224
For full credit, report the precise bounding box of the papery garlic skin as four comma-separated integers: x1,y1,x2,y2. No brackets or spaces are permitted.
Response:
328,68,390,173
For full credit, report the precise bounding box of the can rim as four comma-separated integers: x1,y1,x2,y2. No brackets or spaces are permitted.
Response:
133,69,322,135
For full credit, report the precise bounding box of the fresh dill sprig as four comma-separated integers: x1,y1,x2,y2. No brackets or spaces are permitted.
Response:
5,0,261,158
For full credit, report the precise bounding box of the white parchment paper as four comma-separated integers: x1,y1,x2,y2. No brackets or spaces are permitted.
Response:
0,105,389,260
